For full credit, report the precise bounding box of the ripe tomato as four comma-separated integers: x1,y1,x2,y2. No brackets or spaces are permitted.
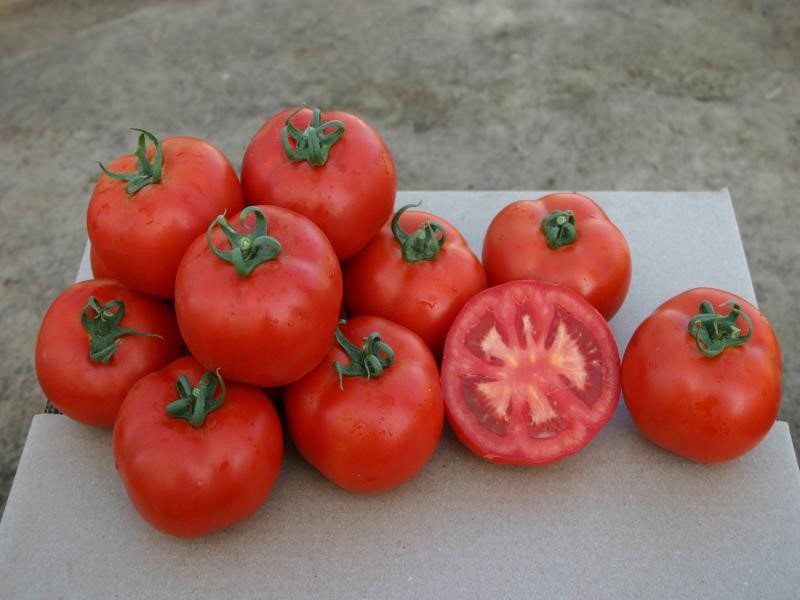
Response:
113,356,283,537
241,106,396,260
343,204,487,356
174,205,342,387
621,288,781,463
441,280,620,465
284,316,444,492
482,193,631,320
89,244,112,279
35,279,183,427
87,129,243,298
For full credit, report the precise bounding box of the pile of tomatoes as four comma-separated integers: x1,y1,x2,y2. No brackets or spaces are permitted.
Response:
34,106,782,538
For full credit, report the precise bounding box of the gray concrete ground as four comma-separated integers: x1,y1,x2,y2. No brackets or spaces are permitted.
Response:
1,0,798,516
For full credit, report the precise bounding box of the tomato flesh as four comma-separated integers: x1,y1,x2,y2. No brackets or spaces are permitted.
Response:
441,280,620,464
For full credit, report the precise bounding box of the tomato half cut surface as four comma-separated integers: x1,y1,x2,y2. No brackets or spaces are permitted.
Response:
441,280,621,465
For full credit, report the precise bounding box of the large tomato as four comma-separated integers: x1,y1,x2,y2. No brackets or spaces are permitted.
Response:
241,106,396,260
284,316,444,492
35,279,183,427
113,356,283,537
482,193,631,320
343,204,487,356
621,288,781,463
440,280,620,465
174,205,342,387
87,129,243,298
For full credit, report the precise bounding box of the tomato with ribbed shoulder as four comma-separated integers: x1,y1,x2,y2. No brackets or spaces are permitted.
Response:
241,106,395,260
482,193,631,319
174,204,342,387
285,316,443,492
441,280,620,465
87,129,243,298
621,287,781,463
113,356,283,537
35,279,183,427
343,204,487,356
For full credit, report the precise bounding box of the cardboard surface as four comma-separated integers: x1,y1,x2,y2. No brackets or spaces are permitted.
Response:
3,191,798,599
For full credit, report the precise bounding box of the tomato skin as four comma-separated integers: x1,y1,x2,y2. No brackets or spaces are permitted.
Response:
87,136,244,298
241,107,396,261
89,244,112,279
343,210,487,356
621,288,781,463
113,356,283,537
284,317,444,493
482,193,631,319
34,279,184,427
441,280,621,465
174,205,342,387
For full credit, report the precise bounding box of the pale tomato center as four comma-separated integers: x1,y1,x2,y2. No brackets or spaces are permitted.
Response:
460,305,603,439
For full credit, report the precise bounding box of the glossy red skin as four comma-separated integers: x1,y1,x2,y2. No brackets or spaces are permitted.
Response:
87,136,244,298
35,279,184,427
89,244,112,279
113,356,283,537
482,193,631,320
241,107,396,260
343,210,487,357
284,316,444,493
621,288,781,463
174,205,342,387
441,280,621,465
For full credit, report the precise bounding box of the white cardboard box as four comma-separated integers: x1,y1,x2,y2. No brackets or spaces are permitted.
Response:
2,191,798,599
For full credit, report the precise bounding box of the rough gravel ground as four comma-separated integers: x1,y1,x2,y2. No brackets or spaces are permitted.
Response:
1,0,798,516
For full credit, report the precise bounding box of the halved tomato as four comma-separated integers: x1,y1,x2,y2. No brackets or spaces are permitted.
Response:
440,280,620,464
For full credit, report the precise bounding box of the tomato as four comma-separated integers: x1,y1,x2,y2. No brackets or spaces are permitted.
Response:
440,280,620,465
113,356,283,537
35,279,184,427
343,204,487,356
241,106,396,261
89,244,112,279
87,129,243,298
482,193,631,319
174,205,342,387
621,288,781,463
284,316,444,492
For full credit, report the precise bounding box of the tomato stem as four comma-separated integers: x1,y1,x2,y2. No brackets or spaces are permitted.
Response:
541,210,577,249
332,322,395,389
166,371,226,427
281,105,345,166
688,300,753,357
80,296,162,364
98,128,164,195
391,202,447,262
206,206,282,277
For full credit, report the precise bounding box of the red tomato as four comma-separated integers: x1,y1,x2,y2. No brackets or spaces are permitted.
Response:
113,356,283,537
35,279,184,427
441,280,620,465
174,205,342,387
343,204,487,356
482,193,631,319
621,288,781,463
87,129,243,298
89,244,112,279
241,106,396,260
284,316,444,492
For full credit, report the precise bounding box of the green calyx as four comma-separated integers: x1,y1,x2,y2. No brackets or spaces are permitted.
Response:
391,202,447,262
98,128,164,195
80,296,162,364
688,300,753,358
281,105,345,166
206,206,282,277
541,210,577,249
332,323,395,389
166,371,226,428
